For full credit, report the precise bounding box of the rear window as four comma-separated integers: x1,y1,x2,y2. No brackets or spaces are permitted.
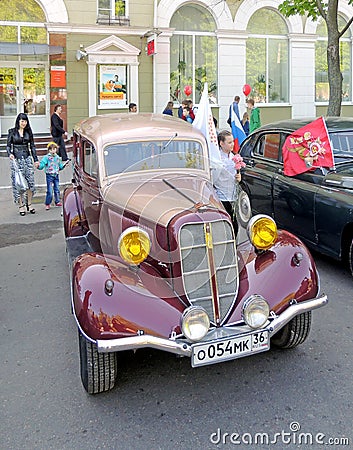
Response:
103,140,205,176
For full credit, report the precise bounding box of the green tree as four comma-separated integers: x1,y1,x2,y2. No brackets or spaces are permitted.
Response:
278,0,353,116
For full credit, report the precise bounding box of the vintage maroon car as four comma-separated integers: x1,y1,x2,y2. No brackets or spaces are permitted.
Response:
63,113,327,394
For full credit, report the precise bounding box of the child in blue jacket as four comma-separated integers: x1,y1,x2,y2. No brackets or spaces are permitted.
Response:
38,141,69,210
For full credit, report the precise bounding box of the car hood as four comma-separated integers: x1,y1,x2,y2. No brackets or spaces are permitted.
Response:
102,173,219,227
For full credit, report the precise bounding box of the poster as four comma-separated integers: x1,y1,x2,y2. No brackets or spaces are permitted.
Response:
50,66,66,88
98,65,127,109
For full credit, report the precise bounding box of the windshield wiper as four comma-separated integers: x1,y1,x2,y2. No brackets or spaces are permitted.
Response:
160,133,178,154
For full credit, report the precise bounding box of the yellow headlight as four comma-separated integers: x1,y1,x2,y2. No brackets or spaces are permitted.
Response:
247,215,277,250
118,227,151,265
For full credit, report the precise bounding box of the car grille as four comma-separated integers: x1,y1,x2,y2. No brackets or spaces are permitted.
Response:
179,220,239,325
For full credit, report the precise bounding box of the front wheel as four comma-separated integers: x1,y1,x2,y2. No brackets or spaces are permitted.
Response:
271,311,312,349
78,330,117,394
236,186,252,227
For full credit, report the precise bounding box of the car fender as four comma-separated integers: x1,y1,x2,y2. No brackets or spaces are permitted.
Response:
229,230,320,322
63,186,88,238
71,253,186,341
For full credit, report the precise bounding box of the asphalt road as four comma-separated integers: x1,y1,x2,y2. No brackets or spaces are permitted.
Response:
1,190,352,450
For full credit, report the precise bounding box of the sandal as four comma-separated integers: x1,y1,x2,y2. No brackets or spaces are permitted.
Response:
19,205,26,216
26,203,36,214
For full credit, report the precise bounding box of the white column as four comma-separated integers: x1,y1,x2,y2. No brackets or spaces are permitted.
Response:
290,34,316,118
217,32,247,128
153,31,172,114
87,61,96,117
130,62,139,107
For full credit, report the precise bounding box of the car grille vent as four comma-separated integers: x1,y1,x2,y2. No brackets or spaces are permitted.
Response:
179,220,239,324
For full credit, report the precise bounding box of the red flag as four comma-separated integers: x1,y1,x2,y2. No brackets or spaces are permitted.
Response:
282,117,334,176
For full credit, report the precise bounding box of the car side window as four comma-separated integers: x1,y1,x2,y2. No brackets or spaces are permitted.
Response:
83,141,98,178
73,132,81,166
263,134,280,160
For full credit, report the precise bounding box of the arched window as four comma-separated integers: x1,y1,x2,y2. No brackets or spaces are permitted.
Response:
0,0,47,62
315,16,351,102
0,0,48,123
246,8,289,103
170,5,217,104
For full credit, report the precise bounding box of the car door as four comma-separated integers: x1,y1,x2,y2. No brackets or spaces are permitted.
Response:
241,132,282,216
272,134,322,245
80,140,101,244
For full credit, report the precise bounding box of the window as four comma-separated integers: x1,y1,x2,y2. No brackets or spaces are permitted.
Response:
330,131,353,153
246,9,289,104
103,140,205,176
315,16,351,102
0,0,47,62
255,134,281,161
98,0,127,19
84,141,98,177
170,5,217,104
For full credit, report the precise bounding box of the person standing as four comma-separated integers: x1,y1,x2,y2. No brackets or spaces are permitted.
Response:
6,113,39,215
178,99,195,121
246,98,261,133
38,141,68,210
241,112,250,136
162,101,174,116
129,103,137,112
213,130,241,230
51,105,68,161
227,95,241,125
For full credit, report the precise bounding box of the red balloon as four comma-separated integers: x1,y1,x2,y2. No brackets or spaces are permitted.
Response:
243,84,252,96
184,85,192,96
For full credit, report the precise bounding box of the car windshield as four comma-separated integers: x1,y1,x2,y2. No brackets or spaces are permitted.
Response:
103,139,205,176
330,131,353,160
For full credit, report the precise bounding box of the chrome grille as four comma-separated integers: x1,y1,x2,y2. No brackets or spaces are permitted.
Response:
179,220,239,324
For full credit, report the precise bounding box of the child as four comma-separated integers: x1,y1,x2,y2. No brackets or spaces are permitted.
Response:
182,106,193,123
38,141,68,210
241,112,250,136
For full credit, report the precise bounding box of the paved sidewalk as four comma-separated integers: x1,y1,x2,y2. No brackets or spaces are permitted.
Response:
0,152,72,224
0,187,69,225
0,151,73,190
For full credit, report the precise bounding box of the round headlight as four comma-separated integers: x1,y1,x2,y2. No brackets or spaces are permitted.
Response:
118,227,151,265
242,295,270,329
247,215,277,250
181,306,210,342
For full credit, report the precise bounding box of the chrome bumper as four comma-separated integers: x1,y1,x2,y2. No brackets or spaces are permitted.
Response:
96,293,328,355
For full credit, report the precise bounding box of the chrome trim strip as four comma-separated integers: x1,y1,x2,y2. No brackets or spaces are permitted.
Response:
267,293,328,337
97,334,193,356
96,293,328,354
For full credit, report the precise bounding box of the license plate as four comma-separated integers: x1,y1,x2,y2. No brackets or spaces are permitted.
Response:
191,330,269,367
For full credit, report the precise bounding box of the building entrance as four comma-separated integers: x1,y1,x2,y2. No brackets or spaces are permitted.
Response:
0,62,49,136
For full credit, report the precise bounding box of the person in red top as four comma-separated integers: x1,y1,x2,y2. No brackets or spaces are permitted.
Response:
178,99,195,122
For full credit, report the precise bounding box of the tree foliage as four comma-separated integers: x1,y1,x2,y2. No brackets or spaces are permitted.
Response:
278,0,353,116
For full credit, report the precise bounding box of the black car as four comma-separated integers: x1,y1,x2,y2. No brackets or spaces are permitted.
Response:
239,117,353,275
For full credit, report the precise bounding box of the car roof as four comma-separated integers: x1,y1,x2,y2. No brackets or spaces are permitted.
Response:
74,113,207,148
257,117,353,133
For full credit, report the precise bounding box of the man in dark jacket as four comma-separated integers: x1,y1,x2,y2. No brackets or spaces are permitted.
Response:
51,105,68,161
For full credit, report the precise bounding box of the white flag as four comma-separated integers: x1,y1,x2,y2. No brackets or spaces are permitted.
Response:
193,83,221,167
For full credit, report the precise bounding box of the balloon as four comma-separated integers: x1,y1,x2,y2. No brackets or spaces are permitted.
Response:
243,84,252,96
184,85,192,96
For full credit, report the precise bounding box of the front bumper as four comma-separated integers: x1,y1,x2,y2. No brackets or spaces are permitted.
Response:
95,293,328,356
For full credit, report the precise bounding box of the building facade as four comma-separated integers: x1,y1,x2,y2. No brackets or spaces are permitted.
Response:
0,0,353,136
